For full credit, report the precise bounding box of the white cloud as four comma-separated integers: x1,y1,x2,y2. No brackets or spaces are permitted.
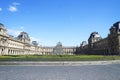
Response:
7,26,24,36
12,2,20,6
8,2,20,12
8,28,41,43
8,6,17,12
8,29,22,36
0,8,2,11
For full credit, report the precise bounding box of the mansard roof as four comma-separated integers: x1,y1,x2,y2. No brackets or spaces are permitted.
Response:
0,23,4,26
0,23,6,30
17,31,30,39
112,21,120,29
113,21,120,26
110,21,120,32
56,42,62,46
89,32,101,38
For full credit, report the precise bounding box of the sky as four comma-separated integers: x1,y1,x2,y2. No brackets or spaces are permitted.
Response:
0,0,120,46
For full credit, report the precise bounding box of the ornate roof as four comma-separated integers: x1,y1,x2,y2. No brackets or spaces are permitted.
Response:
89,32,101,39
113,21,120,27
17,32,30,39
112,21,120,30
110,21,120,33
0,23,4,26
0,23,6,30
56,42,62,46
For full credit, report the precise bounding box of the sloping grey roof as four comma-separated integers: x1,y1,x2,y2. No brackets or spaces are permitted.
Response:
56,42,62,46
90,32,97,37
113,21,120,27
0,23,4,26
113,21,120,29
0,23,6,29
89,32,102,39
17,32,30,39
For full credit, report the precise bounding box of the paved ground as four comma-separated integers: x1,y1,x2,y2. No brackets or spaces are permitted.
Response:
0,64,120,80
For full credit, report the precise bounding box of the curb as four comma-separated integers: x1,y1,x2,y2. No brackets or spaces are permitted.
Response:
0,60,120,66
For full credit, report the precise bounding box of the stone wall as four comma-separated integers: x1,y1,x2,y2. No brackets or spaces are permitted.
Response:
78,21,120,55
0,23,76,55
1,22,120,55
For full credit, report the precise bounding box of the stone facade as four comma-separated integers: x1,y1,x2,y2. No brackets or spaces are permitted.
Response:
1,22,120,55
0,23,76,55
77,21,120,55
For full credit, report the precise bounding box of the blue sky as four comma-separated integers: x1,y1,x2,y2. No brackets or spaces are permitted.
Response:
0,0,120,46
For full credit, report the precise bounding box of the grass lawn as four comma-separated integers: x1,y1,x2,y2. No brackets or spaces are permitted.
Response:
0,55,120,61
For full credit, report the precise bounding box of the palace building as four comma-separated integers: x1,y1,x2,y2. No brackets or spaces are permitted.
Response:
0,21,120,55
77,21,120,55
0,23,76,55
